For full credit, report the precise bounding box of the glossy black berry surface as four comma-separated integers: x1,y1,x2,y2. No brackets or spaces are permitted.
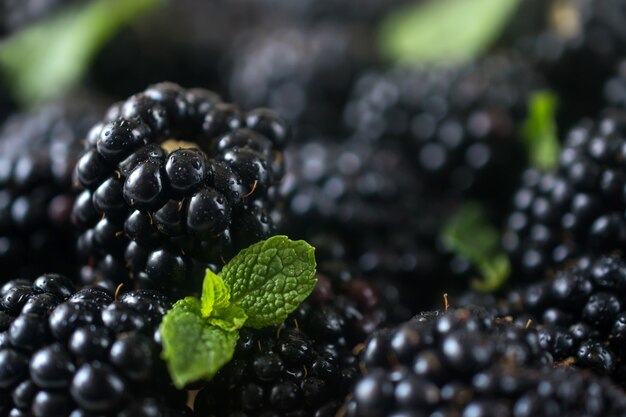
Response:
0,95,103,278
0,274,190,416
73,82,288,295
503,110,626,278
345,307,626,417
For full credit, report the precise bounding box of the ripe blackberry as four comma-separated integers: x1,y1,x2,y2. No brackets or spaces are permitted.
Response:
228,22,373,135
279,137,457,293
344,307,626,417
0,274,191,416
344,53,542,213
494,254,626,383
73,82,287,295
521,0,626,125
503,110,626,278
0,96,102,278
193,254,410,416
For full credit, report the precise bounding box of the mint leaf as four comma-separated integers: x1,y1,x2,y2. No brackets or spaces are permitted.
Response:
161,236,317,387
0,0,162,105
379,0,521,64
441,203,510,292
201,269,231,318
221,235,317,328
208,303,248,332
160,298,239,389
522,91,560,171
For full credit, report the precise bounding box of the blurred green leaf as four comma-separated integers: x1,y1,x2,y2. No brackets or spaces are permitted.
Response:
379,0,522,64
441,203,511,292
522,91,560,171
0,0,163,106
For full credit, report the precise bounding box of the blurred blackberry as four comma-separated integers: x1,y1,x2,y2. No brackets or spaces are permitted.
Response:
229,22,373,136
344,307,626,417
73,82,288,296
503,110,626,278
279,137,457,292
0,274,191,416
0,95,102,278
493,254,626,383
344,53,543,215
193,253,411,417
521,0,626,126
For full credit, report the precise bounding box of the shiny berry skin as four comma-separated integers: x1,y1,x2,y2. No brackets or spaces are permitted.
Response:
73,83,288,295
0,278,189,415
503,111,626,279
346,307,626,417
0,96,103,278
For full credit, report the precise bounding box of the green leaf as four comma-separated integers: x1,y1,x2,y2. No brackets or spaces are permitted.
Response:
208,303,248,332
379,0,521,64
522,91,560,171
441,203,511,292
160,299,239,389
221,235,317,328
0,0,163,106
201,269,231,318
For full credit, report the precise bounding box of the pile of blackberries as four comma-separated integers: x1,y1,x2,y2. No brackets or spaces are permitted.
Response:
4,0,626,415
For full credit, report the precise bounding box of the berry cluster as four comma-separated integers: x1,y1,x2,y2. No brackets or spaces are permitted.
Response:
0,274,189,416
345,307,626,417
0,97,102,277
343,53,541,214
503,110,626,278
73,82,288,294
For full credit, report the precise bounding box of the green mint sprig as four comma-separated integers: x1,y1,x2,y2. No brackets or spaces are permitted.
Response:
441,203,510,292
160,235,317,388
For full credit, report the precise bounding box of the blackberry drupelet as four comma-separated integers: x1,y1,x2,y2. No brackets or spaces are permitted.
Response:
0,274,191,416
344,307,626,417
344,53,542,214
495,254,626,383
0,96,102,278
193,255,410,416
503,110,626,278
228,22,373,135
73,82,288,295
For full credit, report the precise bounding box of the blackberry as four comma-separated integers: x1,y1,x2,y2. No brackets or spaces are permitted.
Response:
0,274,191,416
73,82,287,295
493,254,626,383
193,254,410,416
344,307,626,417
344,53,542,214
521,0,626,126
503,110,626,278
279,137,457,296
0,95,102,278
228,22,373,135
